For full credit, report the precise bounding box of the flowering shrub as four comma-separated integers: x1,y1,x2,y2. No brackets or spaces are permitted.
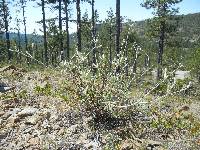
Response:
56,51,150,125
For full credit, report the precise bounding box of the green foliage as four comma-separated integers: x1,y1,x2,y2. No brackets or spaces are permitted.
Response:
0,92,15,100
18,89,28,99
98,8,115,55
56,51,145,122
173,78,190,92
187,48,200,81
141,0,183,80
0,5,4,34
0,39,7,62
34,82,52,96
151,77,192,96
81,11,92,53
132,12,200,69
150,105,200,136
103,133,121,150
152,82,168,95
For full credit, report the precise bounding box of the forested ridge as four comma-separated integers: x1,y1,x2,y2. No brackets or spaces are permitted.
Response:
0,0,200,149
135,12,200,46
3,12,200,48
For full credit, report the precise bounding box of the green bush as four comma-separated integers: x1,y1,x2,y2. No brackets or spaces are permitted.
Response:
34,82,52,96
57,52,145,123
152,82,168,95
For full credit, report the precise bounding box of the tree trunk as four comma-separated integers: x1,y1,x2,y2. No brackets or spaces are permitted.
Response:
144,55,150,68
115,0,120,73
41,0,48,65
91,0,96,74
64,0,70,60
59,0,63,59
125,45,128,76
17,19,21,62
133,47,137,75
109,26,112,70
157,21,165,80
122,32,129,75
76,0,81,52
157,1,166,80
2,0,11,61
22,0,28,64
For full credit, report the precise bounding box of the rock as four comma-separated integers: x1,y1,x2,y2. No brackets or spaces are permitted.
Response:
66,124,79,134
57,128,65,135
120,139,142,150
0,111,5,117
7,115,20,124
146,140,163,150
77,133,88,144
49,113,59,122
0,65,17,72
0,118,3,125
40,109,51,120
10,108,22,115
82,116,93,126
25,115,40,125
84,141,100,149
22,127,33,134
16,134,29,148
0,65,26,75
18,107,38,118
28,137,40,146
53,124,60,130
0,131,8,141
2,108,21,119
120,139,134,150
32,130,40,137
57,140,67,149
3,104,15,110
41,119,50,129
0,86,15,93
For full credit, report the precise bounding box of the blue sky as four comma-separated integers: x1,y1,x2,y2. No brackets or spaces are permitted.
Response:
9,0,200,34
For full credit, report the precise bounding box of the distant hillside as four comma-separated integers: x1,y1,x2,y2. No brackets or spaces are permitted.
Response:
179,13,200,38
133,12,200,48
8,33,43,44
1,32,76,45
177,12,200,48
2,12,200,49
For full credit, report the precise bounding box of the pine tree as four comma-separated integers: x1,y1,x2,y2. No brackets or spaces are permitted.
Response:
91,0,96,73
141,0,182,80
58,0,63,60
63,0,70,60
41,0,48,65
98,9,115,70
0,3,4,36
76,0,81,52
74,0,92,52
2,0,12,61
115,0,120,73
20,0,29,63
